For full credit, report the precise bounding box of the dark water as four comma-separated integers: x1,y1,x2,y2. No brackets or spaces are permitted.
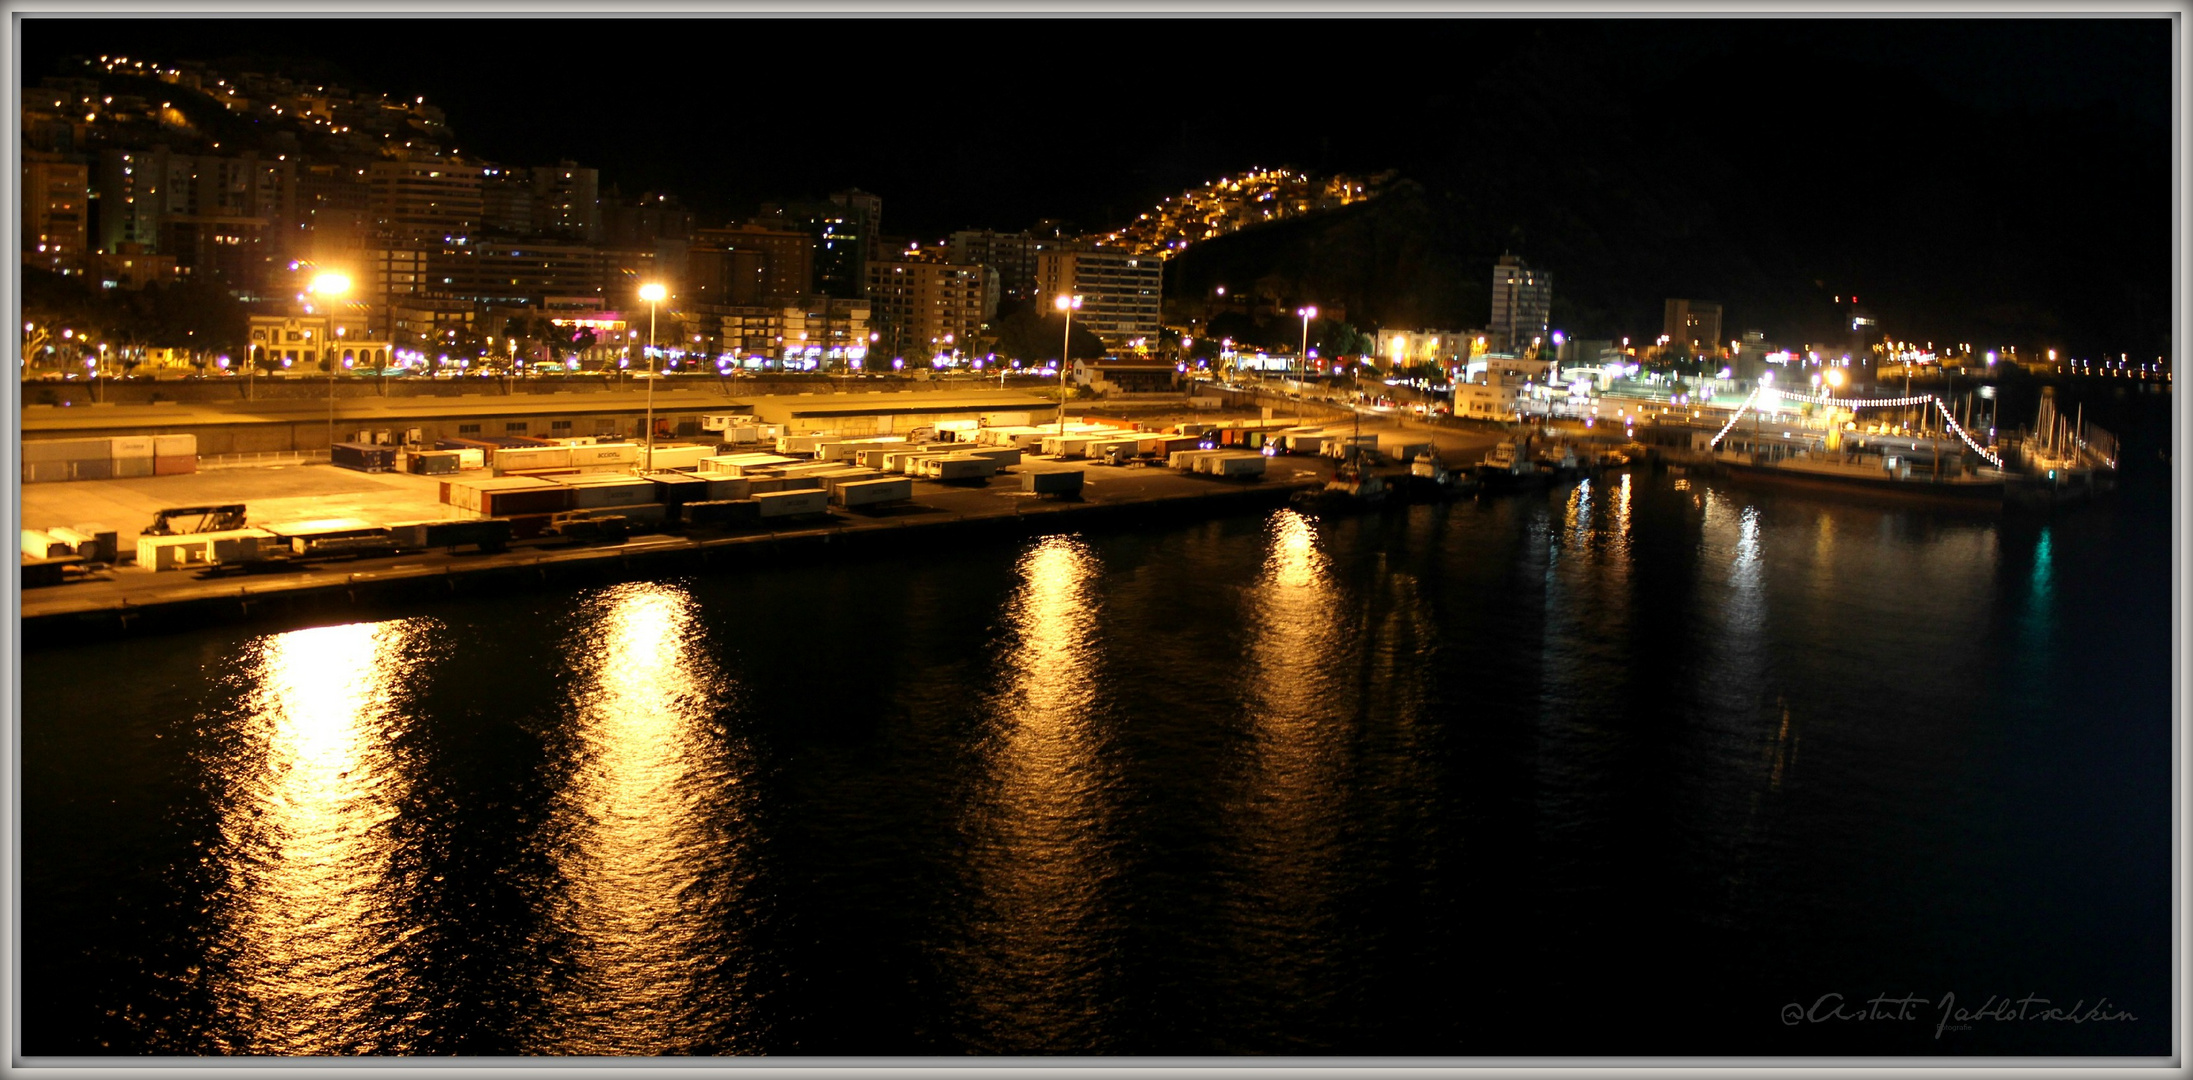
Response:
23,461,2173,1057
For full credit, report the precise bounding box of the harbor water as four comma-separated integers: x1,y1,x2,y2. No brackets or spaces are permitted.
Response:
22,458,2173,1056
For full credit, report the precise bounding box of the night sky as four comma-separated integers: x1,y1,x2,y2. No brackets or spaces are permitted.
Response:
20,16,2176,351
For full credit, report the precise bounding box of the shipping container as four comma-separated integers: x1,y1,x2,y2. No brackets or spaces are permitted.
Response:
153,453,198,475
408,450,464,475
698,476,753,501
1213,454,1268,478
754,489,830,518
67,524,119,563
746,477,789,494
70,458,115,481
22,530,70,559
835,477,914,507
966,446,1023,467
153,433,196,457
1023,469,1085,496
136,528,275,572
110,436,156,461
554,477,659,509
1170,449,1226,471
567,443,639,467
639,444,712,471
481,485,575,517
681,499,764,528
927,456,998,481
330,442,398,473
645,473,711,505
22,438,112,463
490,445,573,473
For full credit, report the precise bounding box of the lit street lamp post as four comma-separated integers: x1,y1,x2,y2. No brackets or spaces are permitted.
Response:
640,282,666,470
1296,304,1316,423
1055,294,1081,436
310,271,352,455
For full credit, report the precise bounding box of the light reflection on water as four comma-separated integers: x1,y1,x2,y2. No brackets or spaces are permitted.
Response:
522,581,762,1055
202,620,428,1055
953,534,1120,1053
1220,509,1353,1045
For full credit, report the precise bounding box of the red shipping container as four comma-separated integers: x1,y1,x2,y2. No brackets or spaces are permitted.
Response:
480,487,573,517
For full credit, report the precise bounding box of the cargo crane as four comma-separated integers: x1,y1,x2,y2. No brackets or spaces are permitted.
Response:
143,504,247,536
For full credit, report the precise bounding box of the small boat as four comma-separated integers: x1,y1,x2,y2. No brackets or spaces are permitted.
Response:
1293,465,1390,513
1476,440,1549,492
1407,453,1479,499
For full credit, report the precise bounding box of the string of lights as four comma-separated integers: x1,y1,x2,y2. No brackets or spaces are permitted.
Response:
1708,387,1762,449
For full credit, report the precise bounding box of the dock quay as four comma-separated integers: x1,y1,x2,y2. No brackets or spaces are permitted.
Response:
20,455,1340,643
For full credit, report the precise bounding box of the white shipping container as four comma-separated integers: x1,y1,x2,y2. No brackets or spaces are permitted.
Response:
928,457,997,481
1023,469,1085,495
753,489,829,517
1170,449,1226,471
109,436,155,460
152,433,197,457
1212,453,1268,477
835,477,914,506
22,438,111,464
558,478,658,509
22,530,70,558
776,434,826,456
568,444,639,466
641,444,712,470
492,446,572,471
700,476,752,500
967,447,1022,467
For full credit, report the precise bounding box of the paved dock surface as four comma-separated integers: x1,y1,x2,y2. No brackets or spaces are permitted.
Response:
20,455,1346,625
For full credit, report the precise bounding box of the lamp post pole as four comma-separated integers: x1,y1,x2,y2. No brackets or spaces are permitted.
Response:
1055,294,1080,436
640,283,666,469
1296,305,1316,424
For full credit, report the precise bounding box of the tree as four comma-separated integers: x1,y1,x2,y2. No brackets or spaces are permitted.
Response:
988,307,1108,364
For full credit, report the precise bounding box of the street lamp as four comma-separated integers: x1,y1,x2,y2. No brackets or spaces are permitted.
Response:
639,282,667,469
309,272,351,455
1055,294,1081,435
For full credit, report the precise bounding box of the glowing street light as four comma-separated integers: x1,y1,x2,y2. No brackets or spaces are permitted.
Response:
1055,294,1081,435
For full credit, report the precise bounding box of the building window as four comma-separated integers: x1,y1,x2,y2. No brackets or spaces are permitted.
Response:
506,422,528,433
458,423,481,434
551,420,572,432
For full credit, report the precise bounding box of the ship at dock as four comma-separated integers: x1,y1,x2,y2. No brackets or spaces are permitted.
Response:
1636,384,2117,511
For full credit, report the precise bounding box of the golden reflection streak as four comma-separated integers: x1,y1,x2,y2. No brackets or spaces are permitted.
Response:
533,581,754,1055
1227,510,1351,1028
208,620,423,1054
958,534,1115,1052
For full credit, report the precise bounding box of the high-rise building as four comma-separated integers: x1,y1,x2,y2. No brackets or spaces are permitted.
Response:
948,229,1042,301
1662,299,1724,354
602,192,695,249
367,159,483,246
757,198,869,299
1489,255,1552,354
1034,249,1162,347
23,151,89,273
531,161,600,241
690,223,814,304
865,259,990,363
298,163,374,255
479,166,534,235
829,188,881,236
